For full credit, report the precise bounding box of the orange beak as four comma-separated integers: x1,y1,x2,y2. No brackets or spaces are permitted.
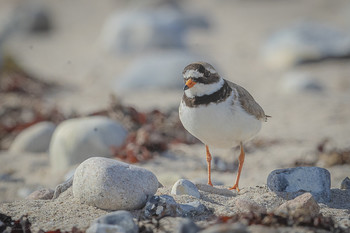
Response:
184,79,197,90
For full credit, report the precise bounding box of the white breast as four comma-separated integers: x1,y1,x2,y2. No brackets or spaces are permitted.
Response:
179,94,262,148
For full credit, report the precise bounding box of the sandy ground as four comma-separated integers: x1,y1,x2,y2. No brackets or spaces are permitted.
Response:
1,0,350,232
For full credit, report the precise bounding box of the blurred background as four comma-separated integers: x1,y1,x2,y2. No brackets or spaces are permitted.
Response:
1,0,350,201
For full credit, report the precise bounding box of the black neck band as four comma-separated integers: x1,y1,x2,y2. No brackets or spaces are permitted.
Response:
183,81,232,108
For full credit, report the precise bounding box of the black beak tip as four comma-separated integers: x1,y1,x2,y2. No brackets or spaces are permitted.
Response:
183,85,189,90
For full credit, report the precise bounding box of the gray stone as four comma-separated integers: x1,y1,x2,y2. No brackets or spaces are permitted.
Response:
340,177,350,189
176,218,199,233
144,195,180,218
26,188,54,200
49,116,127,172
9,121,56,153
267,167,331,203
178,200,207,217
114,51,200,93
86,223,126,233
73,157,158,210
261,21,350,69
53,175,73,199
94,211,138,233
171,179,200,198
274,192,320,219
195,183,235,197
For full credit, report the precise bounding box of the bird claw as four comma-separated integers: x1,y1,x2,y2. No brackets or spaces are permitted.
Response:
229,185,240,192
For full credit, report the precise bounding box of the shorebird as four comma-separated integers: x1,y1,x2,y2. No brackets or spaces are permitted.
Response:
179,62,269,191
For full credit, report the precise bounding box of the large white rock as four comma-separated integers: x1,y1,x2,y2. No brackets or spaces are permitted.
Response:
9,121,56,153
73,157,158,210
261,21,350,69
49,117,127,172
99,4,208,55
114,51,200,94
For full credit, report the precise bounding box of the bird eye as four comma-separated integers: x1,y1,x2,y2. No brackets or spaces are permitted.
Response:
204,70,210,77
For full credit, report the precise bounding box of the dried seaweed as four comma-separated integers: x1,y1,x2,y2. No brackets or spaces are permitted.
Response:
216,212,346,232
0,213,31,233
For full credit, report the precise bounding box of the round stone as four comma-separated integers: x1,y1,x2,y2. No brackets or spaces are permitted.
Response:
49,116,127,172
73,157,158,210
9,121,56,153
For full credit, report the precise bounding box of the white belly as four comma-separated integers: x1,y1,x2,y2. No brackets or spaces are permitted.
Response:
179,96,262,148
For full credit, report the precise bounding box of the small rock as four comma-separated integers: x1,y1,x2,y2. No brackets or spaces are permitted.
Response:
176,218,199,233
178,200,207,217
171,179,200,198
267,167,331,202
200,222,248,233
94,211,138,233
86,223,126,233
274,193,320,220
235,198,267,214
73,157,158,210
53,175,74,199
9,121,56,153
340,177,350,189
49,116,127,172
144,195,180,218
26,188,54,200
195,183,235,197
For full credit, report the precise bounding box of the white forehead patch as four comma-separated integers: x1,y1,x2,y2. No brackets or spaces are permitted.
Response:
183,70,204,79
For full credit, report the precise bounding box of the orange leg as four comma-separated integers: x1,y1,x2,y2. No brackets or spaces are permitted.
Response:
229,142,245,192
205,145,213,186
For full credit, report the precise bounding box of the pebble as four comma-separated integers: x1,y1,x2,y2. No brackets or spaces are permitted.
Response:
86,223,125,233
114,51,200,93
235,198,267,214
93,210,138,233
340,177,350,189
267,167,331,203
178,200,207,217
274,193,320,219
176,218,199,233
26,188,54,200
9,121,56,153
144,195,180,218
261,21,350,69
49,116,127,172
171,179,200,198
73,157,158,210
195,183,235,197
53,175,73,199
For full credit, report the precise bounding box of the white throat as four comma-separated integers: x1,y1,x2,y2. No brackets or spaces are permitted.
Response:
185,78,225,98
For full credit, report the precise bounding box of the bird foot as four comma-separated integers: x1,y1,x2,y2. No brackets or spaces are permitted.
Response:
229,184,240,192
208,181,213,186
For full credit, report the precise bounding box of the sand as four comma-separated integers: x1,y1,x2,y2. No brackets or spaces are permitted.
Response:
1,0,350,232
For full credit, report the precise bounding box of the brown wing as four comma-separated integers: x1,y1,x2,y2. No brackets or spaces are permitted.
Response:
226,79,268,121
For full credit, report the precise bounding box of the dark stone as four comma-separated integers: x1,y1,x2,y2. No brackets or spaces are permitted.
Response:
144,195,180,218
340,177,350,190
267,167,331,203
